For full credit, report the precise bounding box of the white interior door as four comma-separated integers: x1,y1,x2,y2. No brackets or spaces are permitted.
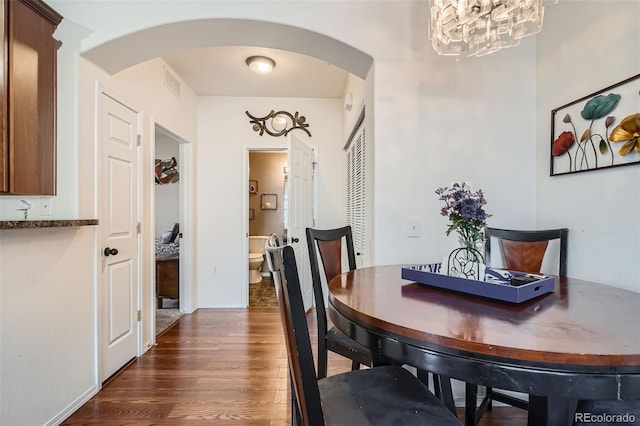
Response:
288,134,314,311
100,90,140,380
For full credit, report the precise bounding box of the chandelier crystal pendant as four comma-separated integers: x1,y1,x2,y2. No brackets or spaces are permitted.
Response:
429,0,558,59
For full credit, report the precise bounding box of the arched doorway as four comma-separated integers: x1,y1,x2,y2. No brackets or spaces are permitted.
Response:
82,17,373,314
83,19,373,79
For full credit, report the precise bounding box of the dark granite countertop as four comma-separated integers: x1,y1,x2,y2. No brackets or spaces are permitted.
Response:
0,219,99,229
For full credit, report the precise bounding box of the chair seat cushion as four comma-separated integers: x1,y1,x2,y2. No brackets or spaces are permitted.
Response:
318,365,461,425
326,326,375,366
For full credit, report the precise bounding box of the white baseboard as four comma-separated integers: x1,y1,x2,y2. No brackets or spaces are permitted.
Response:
47,385,99,426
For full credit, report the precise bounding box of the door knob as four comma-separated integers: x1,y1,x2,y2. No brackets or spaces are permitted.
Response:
104,247,119,256
290,237,300,243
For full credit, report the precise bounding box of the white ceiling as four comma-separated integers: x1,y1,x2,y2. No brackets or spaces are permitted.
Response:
161,45,351,98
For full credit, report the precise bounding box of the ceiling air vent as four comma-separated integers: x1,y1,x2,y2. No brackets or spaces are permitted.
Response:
163,66,181,99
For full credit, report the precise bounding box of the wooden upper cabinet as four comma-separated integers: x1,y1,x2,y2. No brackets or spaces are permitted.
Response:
0,0,62,195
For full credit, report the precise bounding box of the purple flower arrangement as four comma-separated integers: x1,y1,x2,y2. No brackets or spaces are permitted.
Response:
435,182,491,247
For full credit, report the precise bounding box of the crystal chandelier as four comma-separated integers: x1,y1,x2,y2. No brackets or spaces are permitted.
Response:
429,0,558,59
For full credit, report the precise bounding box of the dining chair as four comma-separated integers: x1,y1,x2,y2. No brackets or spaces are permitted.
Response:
264,234,304,425
266,244,463,426
307,226,456,414
485,227,568,277
466,226,569,425
305,226,381,379
266,233,280,251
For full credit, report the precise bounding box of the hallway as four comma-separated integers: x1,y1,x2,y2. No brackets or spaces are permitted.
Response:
62,308,526,425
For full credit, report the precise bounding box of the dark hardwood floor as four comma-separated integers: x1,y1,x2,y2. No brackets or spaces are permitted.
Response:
62,307,527,425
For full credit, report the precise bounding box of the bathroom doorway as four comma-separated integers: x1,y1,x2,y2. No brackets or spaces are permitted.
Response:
247,149,287,307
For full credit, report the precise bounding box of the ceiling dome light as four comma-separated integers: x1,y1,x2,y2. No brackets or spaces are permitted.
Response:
246,56,276,74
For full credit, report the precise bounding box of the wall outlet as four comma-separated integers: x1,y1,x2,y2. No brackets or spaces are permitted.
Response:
40,197,52,216
407,217,421,238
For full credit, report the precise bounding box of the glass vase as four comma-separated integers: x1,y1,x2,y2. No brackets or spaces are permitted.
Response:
456,233,486,266
458,234,485,252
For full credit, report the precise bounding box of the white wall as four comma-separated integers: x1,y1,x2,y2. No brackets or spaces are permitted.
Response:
370,22,538,267
196,96,343,307
535,0,640,291
343,73,367,141
0,228,96,425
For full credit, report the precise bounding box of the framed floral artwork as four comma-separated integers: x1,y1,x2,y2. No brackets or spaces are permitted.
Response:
550,73,640,176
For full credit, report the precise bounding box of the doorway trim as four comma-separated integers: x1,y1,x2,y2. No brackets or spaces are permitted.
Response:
242,143,319,307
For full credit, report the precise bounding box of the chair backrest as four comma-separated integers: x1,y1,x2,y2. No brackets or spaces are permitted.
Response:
485,227,568,276
267,233,280,248
266,245,325,426
264,233,280,274
305,227,357,336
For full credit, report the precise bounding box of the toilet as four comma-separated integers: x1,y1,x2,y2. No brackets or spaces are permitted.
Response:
248,235,270,283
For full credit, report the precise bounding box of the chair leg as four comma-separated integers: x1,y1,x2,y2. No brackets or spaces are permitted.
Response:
486,387,493,411
372,351,392,367
465,382,479,426
432,373,441,398
475,388,492,423
415,370,454,414
317,345,328,379
289,373,301,426
528,395,577,426
438,375,456,415
351,360,361,371
465,383,500,426
291,400,299,426
416,369,428,386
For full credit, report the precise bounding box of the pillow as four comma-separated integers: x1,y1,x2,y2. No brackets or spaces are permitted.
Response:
169,223,180,243
159,223,180,244
159,230,173,244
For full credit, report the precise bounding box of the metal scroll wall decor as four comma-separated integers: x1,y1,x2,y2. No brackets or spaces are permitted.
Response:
245,110,311,137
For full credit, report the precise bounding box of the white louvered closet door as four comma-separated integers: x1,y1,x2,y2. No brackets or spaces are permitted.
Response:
346,124,366,269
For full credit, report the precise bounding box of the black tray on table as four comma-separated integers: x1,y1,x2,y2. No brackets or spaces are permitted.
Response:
401,263,555,304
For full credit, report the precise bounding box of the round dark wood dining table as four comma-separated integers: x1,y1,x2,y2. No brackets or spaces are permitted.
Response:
327,265,640,426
